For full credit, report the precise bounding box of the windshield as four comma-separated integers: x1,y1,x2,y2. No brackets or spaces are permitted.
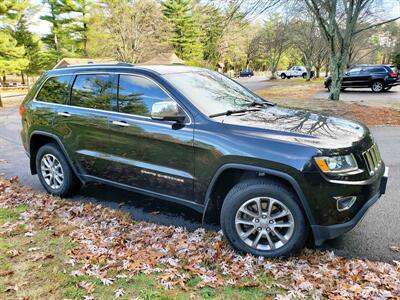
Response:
163,70,268,116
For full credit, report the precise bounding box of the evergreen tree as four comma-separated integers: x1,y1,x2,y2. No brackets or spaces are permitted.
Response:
13,15,46,83
40,0,65,52
0,31,29,83
60,0,92,56
163,0,202,61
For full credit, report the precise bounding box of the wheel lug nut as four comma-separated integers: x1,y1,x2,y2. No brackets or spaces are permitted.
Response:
255,219,260,223
266,228,271,232
262,215,267,219
269,220,274,224
257,227,262,231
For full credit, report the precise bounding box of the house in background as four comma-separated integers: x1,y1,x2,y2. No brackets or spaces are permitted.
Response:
140,52,184,65
54,58,118,69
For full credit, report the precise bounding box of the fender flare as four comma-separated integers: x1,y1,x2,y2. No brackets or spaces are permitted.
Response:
29,130,84,183
201,163,316,227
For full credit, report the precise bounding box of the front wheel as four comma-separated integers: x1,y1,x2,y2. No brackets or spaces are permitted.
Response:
36,143,81,197
220,179,308,258
371,81,384,93
302,73,307,79
280,74,286,79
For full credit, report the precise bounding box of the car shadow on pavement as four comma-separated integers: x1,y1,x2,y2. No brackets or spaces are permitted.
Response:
71,183,219,232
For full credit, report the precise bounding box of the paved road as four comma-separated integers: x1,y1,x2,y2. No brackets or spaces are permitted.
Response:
236,76,277,91
1,83,399,262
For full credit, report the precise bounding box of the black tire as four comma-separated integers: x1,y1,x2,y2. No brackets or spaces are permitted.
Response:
280,73,286,79
302,73,307,79
36,143,81,197
371,80,384,93
220,178,308,258
327,82,332,91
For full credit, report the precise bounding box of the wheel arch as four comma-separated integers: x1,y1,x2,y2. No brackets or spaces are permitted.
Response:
201,163,316,228
29,131,84,183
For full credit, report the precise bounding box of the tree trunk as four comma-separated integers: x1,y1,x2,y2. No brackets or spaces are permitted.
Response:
0,93,3,108
305,63,312,81
21,73,25,85
316,66,320,78
328,55,346,101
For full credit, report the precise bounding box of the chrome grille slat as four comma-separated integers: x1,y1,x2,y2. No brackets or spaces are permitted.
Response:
362,144,382,175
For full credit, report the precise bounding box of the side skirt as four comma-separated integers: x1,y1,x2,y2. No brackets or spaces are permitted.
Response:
82,175,204,213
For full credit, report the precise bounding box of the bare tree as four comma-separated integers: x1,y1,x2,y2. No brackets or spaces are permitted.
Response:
260,17,291,78
291,15,326,80
304,0,400,100
88,0,171,63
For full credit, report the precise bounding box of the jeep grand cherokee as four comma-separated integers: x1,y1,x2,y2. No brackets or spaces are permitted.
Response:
20,64,388,257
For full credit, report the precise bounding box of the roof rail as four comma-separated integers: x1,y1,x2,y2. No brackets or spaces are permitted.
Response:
54,62,135,69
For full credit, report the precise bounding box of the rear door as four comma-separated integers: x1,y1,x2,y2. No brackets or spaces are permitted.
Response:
52,73,117,178
106,74,195,200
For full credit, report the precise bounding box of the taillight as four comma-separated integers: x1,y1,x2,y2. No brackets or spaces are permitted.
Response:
19,104,25,116
388,72,398,78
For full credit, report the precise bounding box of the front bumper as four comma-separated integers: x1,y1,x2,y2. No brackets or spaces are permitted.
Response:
312,167,389,246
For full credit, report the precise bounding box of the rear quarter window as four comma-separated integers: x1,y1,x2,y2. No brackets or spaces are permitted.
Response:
36,75,73,104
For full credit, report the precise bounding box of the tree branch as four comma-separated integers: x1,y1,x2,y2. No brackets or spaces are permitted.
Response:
355,16,400,34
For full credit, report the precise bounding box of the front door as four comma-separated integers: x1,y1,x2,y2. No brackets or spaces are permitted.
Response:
105,74,195,200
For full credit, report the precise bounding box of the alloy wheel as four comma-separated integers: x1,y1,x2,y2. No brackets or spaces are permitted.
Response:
40,154,64,190
235,197,295,251
372,81,383,92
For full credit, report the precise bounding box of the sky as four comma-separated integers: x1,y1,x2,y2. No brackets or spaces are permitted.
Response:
28,0,400,37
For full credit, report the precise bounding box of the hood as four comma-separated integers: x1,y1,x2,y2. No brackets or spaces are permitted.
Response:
219,106,369,150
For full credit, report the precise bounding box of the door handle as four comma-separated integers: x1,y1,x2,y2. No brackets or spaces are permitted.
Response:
57,112,71,117
112,120,130,127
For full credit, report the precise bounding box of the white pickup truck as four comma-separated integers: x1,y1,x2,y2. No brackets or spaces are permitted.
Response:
276,66,314,79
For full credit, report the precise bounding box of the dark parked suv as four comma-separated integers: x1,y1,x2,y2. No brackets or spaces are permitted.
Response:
239,69,254,77
20,64,388,257
325,64,399,92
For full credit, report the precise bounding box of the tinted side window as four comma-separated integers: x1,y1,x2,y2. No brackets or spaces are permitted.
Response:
348,68,361,75
369,67,386,73
118,75,171,116
36,76,72,104
71,74,113,110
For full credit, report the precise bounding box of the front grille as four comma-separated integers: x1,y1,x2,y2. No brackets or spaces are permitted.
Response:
362,144,382,175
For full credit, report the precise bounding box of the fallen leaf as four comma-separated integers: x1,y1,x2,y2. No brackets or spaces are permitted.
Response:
28,247,41,252
77,281,96,293
7,249,20,257
114,288,125,298
0,270,14,277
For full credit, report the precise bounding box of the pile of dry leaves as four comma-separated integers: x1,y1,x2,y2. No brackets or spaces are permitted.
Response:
0,177,399,299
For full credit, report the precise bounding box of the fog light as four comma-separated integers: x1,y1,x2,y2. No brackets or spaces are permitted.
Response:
335,196,357,212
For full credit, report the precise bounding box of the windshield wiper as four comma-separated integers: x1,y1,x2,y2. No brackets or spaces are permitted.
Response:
246,100,275,107
209,108,261,118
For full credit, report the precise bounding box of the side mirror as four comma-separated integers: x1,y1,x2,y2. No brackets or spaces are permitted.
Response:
151,101,186,123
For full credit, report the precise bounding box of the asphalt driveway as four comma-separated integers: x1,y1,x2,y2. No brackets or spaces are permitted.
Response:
1,86,399,262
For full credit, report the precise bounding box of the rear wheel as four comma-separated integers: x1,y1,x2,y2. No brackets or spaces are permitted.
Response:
220,178,308,258
280,74,286,79
302,73,307,79
371,81,384,93
36,143,81,197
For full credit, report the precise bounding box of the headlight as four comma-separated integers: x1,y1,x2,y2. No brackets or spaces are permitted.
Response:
314,154,358,173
